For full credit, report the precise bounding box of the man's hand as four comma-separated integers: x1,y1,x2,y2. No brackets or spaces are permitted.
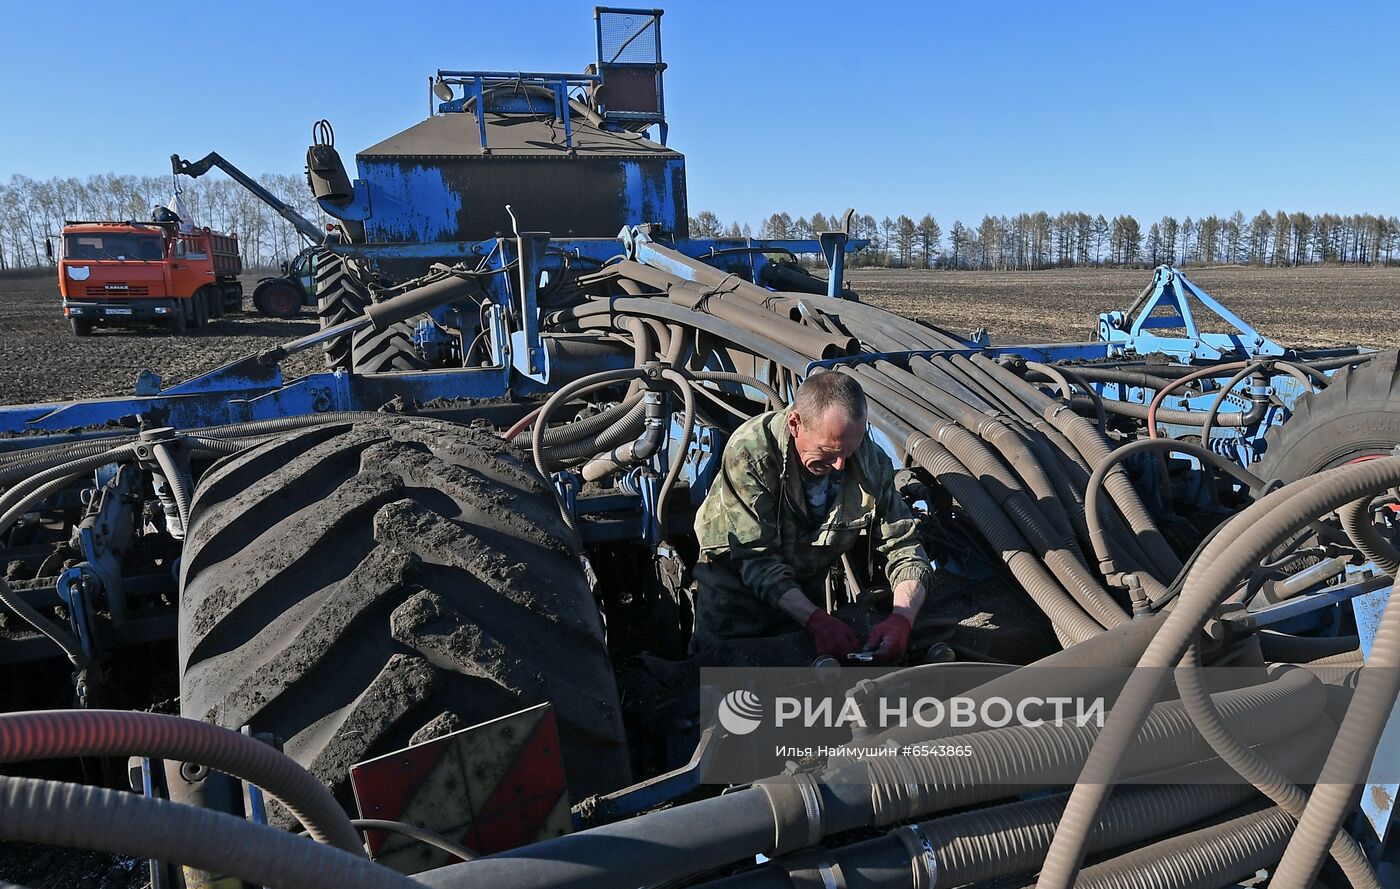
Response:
866,613,911,663
805,609,862,658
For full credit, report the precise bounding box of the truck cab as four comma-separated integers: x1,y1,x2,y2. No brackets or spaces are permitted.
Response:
58,220,244,336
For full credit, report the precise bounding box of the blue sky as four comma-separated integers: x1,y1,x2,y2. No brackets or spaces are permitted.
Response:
2,0,1395,229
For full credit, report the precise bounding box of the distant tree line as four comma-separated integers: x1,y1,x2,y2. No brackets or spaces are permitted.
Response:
0,173,327,272
691,209,1400,270
5,171,1395,274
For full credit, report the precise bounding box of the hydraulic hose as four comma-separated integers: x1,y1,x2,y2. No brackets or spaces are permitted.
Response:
0,444,138,526
656,368,697,536
1025,361,1105,428
152,441,192,539
1037,456,1400,889
1199,361,1270,445
1071,395,1263,428
538,399,648,466
530,366,651,533
689,371,784,410
1145,361,1248,440
0,471,86,540
1068,805,1295,889
1083,437,1266,578
0,775,419,889
0,709,362,853
0,576,88,670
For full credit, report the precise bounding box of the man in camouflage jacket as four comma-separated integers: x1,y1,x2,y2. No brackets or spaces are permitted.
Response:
693,373,932,663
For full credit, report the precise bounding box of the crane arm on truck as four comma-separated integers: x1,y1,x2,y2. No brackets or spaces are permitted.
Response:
172,151,327,245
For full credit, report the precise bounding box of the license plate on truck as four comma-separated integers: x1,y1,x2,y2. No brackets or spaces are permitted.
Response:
106,307,133,315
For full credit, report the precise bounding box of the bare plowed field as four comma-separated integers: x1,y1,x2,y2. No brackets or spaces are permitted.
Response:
1,266,1396,406
851,265,1400,351
0,273,320,405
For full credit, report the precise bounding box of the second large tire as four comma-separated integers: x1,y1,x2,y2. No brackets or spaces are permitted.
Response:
1257,350,1400,482
178,417,630,812
314,251,372,370
351,319,430,373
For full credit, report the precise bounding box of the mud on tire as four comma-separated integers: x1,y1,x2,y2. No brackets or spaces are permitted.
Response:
1257,350,1400,482
314,251,372,370
178,417,630,813
351,318,430,373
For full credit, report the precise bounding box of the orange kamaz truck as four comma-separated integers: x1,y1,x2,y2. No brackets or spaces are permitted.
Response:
55,219,243,336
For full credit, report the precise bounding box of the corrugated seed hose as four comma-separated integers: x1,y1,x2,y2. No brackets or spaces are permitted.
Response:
1037,456,1400,889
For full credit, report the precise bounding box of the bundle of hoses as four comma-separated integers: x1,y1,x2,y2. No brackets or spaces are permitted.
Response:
0,709,425,889
415,662,1334,889
1037,455,1400,889
548,244,1191,644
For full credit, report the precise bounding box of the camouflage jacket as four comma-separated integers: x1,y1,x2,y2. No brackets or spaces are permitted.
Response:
692,408,933,638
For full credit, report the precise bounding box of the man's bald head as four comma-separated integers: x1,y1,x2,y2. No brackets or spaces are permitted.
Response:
788,374,868,477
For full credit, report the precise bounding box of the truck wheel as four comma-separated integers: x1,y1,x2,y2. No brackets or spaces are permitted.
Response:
166,303,188,336
208,287,224,320
1257,350,1400,482
255,280,303,319
178,418,630,814
351,319,430,373
314,252,371,370
70,317,93,337
193,290,210,331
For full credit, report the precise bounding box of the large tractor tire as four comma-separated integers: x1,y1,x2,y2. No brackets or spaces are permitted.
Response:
1256,350,1400,482
177,417,630,813
314,251,372,369
351,319,430,373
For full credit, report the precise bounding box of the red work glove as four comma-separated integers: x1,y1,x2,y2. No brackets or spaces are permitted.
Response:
804,609,862,659
866,614,912,663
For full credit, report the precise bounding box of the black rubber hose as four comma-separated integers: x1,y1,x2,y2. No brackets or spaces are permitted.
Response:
689,371,784,409
0,775,420,889
0,444,138,524
0,435,134,487
1070,394,1263,427
418,667,1323,889
531,367,651,534
692,721,1335,889
0,472,86,540
1200,361,1270,444
1259,631,1362,663
1054,366,1179,390
0,576,88,669
414,787,778,889
1069,806,1295,889
513,394,645,449
539,398,648,466
152,441,192,539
